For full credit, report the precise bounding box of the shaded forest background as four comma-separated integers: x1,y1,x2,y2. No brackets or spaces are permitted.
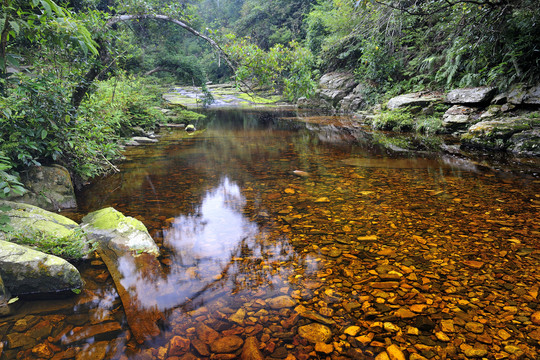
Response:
1,0,539,195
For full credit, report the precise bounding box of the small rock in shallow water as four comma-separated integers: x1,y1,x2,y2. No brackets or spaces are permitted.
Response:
293,170,309,177
315,342,333,354
268,295,296,309
241,336,264,360
531,311,540,325
298,323,332,343
386,344,406,360
229,308,246,324
210,335,244,353
196,323,219,343
168,336,191,357
464,322,484,334
344,326,360,336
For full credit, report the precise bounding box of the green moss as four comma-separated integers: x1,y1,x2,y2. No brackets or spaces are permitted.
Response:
236,93,280,104
83,207,147,233
167,109,206,124
8,227,93,260
370,108,415,132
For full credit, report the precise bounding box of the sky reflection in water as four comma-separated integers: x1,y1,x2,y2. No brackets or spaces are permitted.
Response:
116,176,300,312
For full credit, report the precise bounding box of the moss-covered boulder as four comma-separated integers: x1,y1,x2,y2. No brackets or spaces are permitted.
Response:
7,165,77,211
81,207,159,257
0,200,91,260
508,128,540,156
0,239,83,296
461,117,534,151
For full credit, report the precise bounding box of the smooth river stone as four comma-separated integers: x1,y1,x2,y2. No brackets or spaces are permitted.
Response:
241,336,264,360
210,335,244,353
168,336,191,357
531,311,540,325
267,295,296,309
298,323,332,343
196,323,219,343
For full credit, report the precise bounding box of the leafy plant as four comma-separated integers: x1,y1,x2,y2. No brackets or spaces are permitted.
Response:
0,151,26,199
0,204,14,232
224,35,316,101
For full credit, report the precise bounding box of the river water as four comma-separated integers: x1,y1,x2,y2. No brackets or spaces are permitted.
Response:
1,109,539,359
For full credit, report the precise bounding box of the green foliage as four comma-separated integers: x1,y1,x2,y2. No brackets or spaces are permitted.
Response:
0,0,98,76
0,73,74,169
369,107,444,135
224,35,316,101
0,204,14,232
305,0,540,101
0,152,26,200
166,109,206,124
73,74,167,179
8,227,96,260
371,108,415,132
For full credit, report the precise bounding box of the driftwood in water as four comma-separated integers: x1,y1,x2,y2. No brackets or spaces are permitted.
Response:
96,248,164,344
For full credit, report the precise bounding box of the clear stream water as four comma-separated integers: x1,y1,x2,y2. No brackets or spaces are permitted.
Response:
1,109,539,359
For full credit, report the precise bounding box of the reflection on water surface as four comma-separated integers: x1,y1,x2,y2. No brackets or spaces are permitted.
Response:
1,109,539,359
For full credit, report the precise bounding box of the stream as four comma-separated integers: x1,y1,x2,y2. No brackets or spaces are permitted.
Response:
1,109,539,359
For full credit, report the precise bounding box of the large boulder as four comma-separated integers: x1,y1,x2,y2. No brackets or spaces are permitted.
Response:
0,239,83,296
339,84,366,113
81,207,159,256
442,105,478,133
318,72,358,105
386,92,443,110
446,87,497,105
0,200,90,259
7,165,76,211
461,117,534,151
508,84,540,105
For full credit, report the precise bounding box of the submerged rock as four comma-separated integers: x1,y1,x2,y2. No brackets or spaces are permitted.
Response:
446,87,497,104
241,336,264,360
7,165,76,211
298,323,332,343
210,335,244,353
0,239,82,296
